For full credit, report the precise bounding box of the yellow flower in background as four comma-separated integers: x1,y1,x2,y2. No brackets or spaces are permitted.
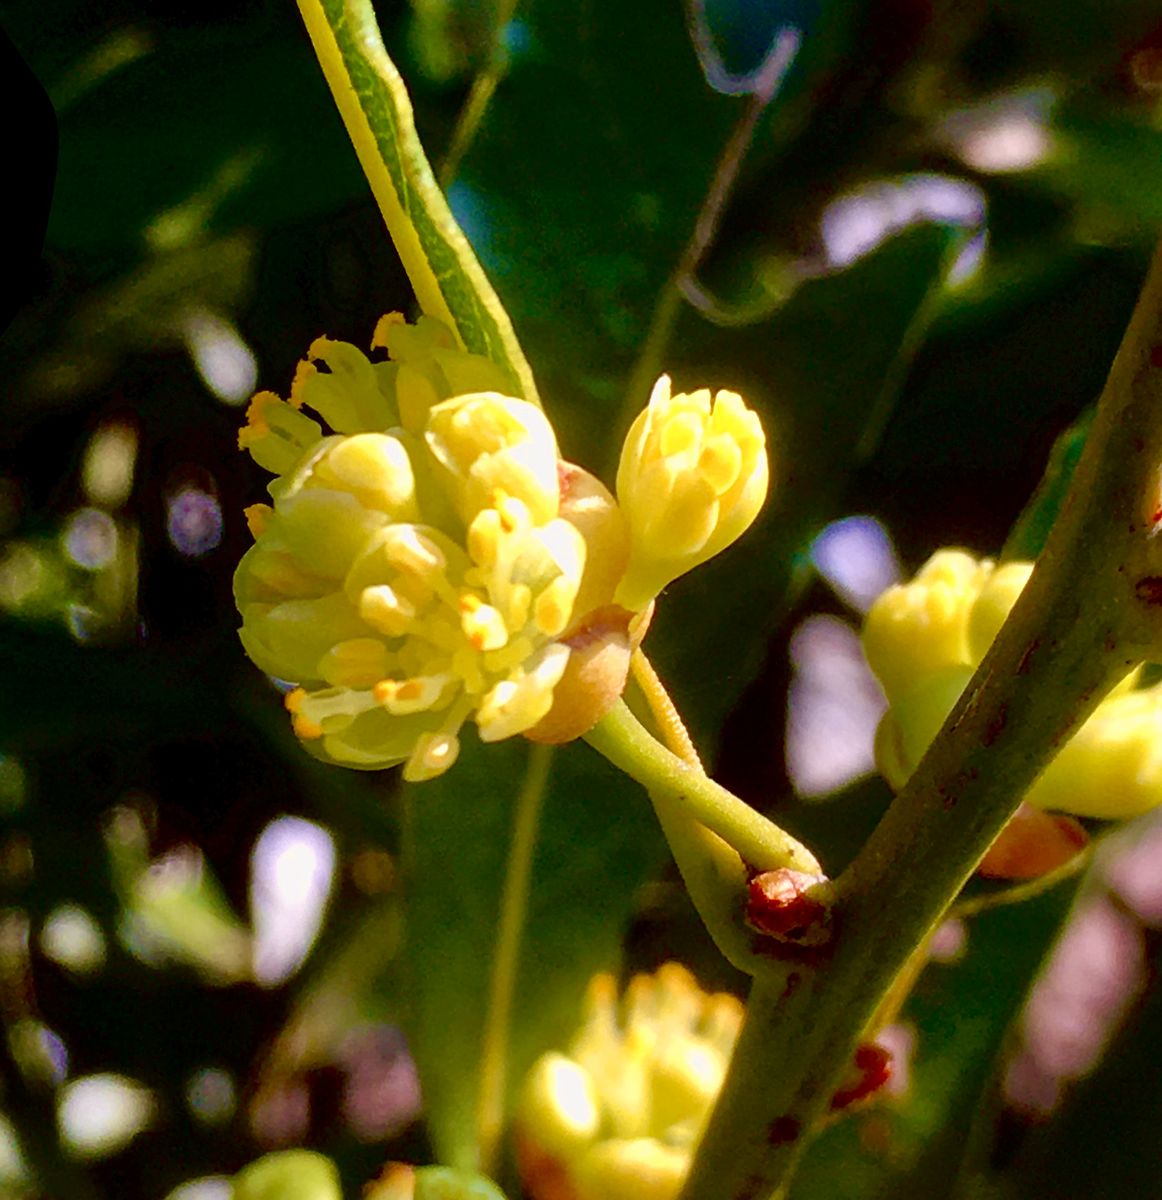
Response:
235,323,773,780
516,964,743,1200
1025,688,1162,819
861,549,995,706
233,1150,342,1200
614,375,769,613
865,549,1161,820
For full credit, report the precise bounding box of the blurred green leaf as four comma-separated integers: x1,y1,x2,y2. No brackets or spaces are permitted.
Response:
450,0,736,465
1003,408,1093,561
35,21,365,257
1032,100,1162,235
400,737,664,1171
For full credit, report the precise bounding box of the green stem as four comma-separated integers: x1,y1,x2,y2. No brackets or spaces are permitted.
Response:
951,848,1092,920
613,33,798,457
678,235,1162,1200
475,742,554,1175
438,0,519,188
585,701,819,875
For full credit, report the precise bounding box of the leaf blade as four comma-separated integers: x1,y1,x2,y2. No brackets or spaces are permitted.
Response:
297,0,539,402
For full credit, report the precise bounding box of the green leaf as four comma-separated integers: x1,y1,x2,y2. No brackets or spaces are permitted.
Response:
400,736,664,1172
1003,408,1093,561
297,0,538,402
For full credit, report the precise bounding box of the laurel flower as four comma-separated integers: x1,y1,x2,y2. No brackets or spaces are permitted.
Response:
614,375,769,612
865,549,1159,819
235,317,593,781
515,964,743,1200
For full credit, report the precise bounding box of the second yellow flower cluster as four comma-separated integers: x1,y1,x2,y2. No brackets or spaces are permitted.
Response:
516,964,743,1200
863,549,1162,819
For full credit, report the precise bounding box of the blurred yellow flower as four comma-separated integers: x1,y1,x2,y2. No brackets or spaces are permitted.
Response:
864,549,1160,820
516,964,743,1200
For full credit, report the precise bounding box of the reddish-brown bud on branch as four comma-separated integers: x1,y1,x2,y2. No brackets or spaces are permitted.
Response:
830,1043,893,1111
977,803,1088,881
745,868,834,946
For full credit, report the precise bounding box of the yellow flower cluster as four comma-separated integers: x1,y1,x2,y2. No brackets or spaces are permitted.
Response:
863,549,1162,819
516,964,742,1200
235,317,770,780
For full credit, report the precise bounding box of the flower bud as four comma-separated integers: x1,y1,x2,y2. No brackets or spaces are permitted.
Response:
862,550,993,705
556,462,631,624
525,606,637,745
425,392,561,525
233,1151,342,1200
572,1139,688,1200
745,868,834,946
966,560,1033,664
977,803,1088,880
613,376,769,613
519,1053,602,1162
866,547,1162,824
872,664,974,789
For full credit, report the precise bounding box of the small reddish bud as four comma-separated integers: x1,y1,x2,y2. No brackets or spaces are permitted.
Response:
745,868,834,946
830,1043,893,1111
513,1133,582,1200
977,803,1088,881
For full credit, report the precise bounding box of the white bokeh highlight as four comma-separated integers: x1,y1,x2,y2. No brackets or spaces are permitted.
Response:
250,817,336,987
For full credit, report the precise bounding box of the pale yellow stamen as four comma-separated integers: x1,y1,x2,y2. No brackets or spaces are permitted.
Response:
373,674,449,715
534,577,573,637
370,311,407,350
402,731,460,782
244,504,273,539
383,528,446,577
318,638,389,689
505,584,531,631
467,508,501,567
459,593,509,651
359,584,417,637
